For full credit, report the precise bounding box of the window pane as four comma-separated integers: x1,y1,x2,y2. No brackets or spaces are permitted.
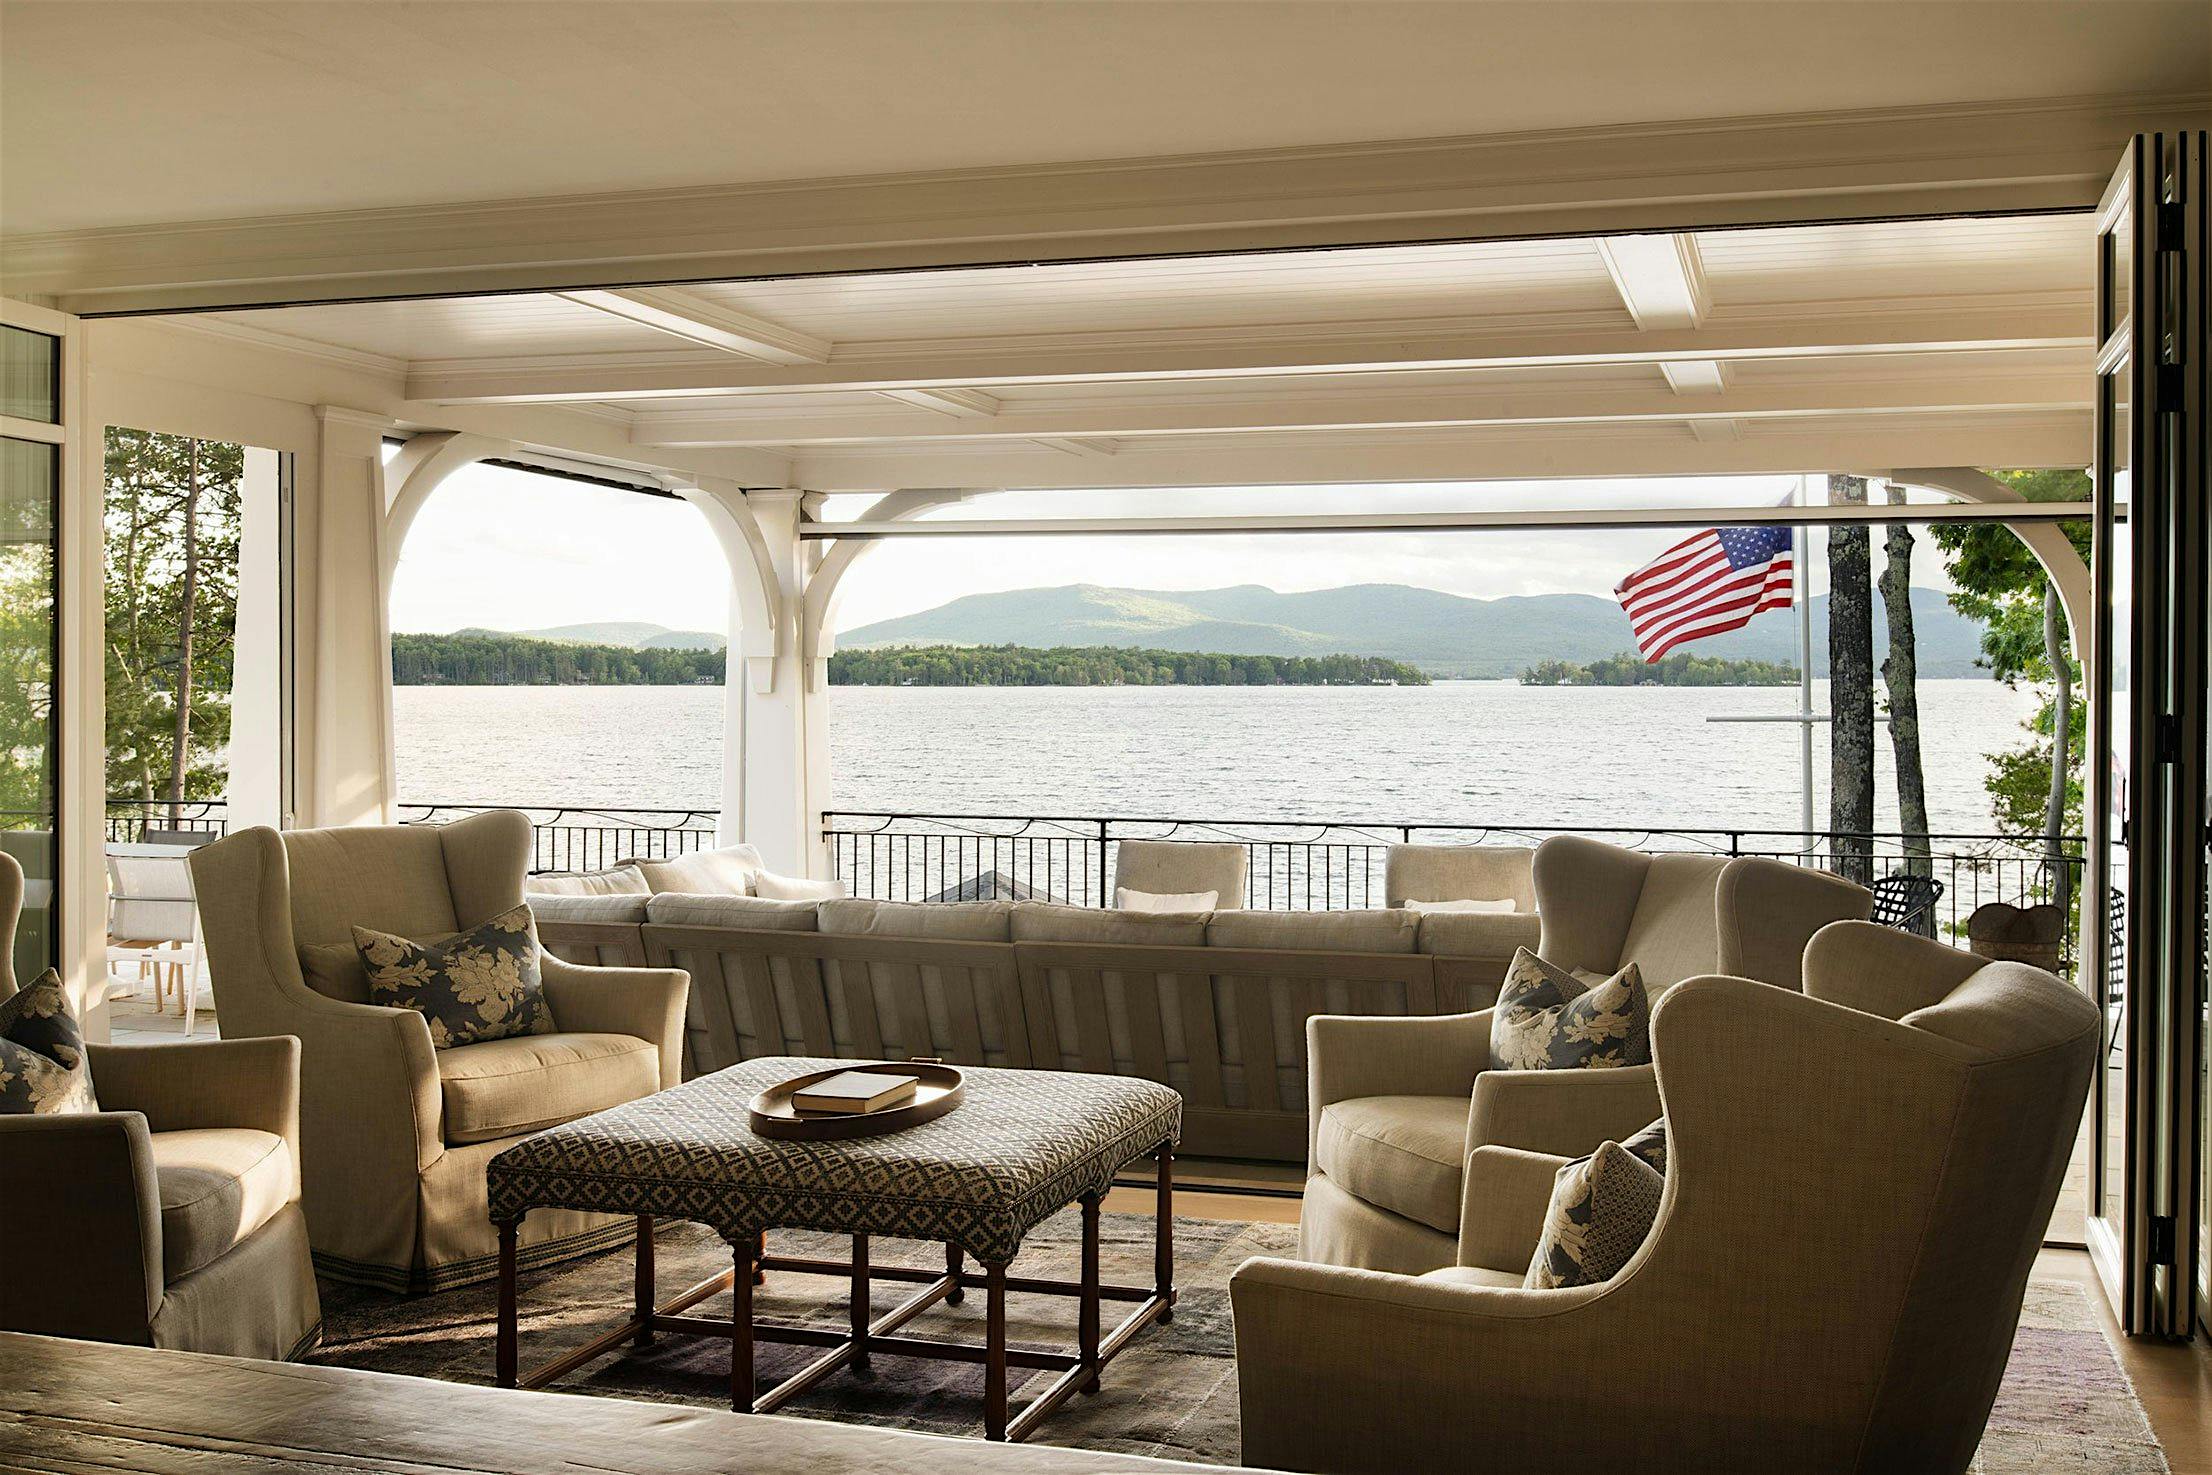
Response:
1,325,59,425
1,436,59,982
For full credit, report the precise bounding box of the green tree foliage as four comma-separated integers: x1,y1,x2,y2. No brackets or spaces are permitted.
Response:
104,430,242,809
1519,652,1800,687
824,644,1429,687
1928,469,2090,840
392,633,726,685
0,446,56,825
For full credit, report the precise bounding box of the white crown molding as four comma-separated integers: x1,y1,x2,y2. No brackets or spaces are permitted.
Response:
159,314,410,381
8,92,2202,315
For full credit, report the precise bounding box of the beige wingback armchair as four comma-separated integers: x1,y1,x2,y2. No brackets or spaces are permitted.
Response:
1234,924,2099,1475
189,811,688,1292
0,850,19,998
1299,845,1871,1273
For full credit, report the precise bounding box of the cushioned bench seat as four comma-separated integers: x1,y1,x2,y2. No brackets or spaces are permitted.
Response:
436,1032,660,1146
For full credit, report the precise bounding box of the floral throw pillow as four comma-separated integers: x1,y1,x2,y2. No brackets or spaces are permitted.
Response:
1618,1115,1668,1175
1488,948,1651,1071
354,905,552,1048
1524,1139,1664,1289
0,969,99,1115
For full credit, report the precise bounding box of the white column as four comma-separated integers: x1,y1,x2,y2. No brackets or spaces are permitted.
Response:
223,447,284,830
733,489,827,876
305,405,395,826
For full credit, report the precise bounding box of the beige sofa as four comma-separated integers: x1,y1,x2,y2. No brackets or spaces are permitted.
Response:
1231,922,2099,1475
1298,842,1872,1273
190,812,689,1292
529,890,1532,1162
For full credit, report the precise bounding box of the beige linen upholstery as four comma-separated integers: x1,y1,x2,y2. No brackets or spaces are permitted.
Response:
189,811,688,1292
1300,840,1872,1273
1235,924,2099,1475
1383,844,1536,910
0,850,20,1000
1113,840,1247,907
628,844,765,895
0,1035,321,1360
524,866,650,897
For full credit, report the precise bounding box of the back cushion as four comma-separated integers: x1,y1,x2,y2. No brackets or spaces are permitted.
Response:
630,845,763,895
284,824,458,946
818,899,1013,942
1617,853,1730,988
526,866,649,897
1385,845,1537,911
526,893,650,925
1013,903,1208,946
647,893,820,931
1205,908,1418,954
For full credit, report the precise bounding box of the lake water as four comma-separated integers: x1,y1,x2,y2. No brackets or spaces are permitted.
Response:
392,679,2043,837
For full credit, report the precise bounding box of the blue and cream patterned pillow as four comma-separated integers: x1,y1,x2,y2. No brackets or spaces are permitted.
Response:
354,904,552,1048
1619,1115,1667,1175
0,969,99,1115
1524,1139,1664,1289
1489,948,1651,1071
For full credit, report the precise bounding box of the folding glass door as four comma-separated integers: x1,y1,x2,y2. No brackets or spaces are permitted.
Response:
2087,131,2208,1338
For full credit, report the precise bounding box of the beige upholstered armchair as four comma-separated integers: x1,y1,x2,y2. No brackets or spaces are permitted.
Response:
189,811,687,1292
1299,845,1871,1273
1234,924,2098,1475
0,1034,321,1359
0,850,19,998
1112,839,1247,907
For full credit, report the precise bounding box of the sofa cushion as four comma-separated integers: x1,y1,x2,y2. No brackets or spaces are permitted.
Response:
1116,886,1217,913
1416,910,1542,959
818,898,1013,942
1314,1094,1469,1233
0,969,97,1115
1419,1264,1527,1290
647,893,821,931
629,845,764,896
1014,902,1209,946
436,1032,660,1146
1525,1139,1664,1289
525,893,649,925
524,866,649,897
750,871,849,901
1405,897,1516,914
150,1127,294,1281
1489,948,1651,1072
1205,908,1418,953
355,904,553,1048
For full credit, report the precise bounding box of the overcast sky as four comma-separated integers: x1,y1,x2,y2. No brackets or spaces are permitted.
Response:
389,462,1958,638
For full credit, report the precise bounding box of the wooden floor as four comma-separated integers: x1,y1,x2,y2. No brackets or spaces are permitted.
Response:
1120,1158,2211,1473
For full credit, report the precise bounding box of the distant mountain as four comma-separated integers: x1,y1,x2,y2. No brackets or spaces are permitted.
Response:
477,621,727,651
839,583,1991,679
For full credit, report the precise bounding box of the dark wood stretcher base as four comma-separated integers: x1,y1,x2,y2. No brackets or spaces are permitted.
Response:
496,1142,1177,1443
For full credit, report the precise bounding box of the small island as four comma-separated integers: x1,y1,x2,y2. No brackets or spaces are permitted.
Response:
1519,652,1801,687
829,644,1430,687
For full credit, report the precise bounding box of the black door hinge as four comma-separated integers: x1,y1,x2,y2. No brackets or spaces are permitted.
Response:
2149,1214,2176,1262
2154,713,2182,763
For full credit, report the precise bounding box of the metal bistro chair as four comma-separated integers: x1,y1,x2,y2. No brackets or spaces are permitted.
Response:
105,843,209,1035
1871,872,1945,937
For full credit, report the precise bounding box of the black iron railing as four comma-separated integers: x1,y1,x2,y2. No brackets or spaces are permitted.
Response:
820,811,2087,958
398,803,719,874
103,798,229,844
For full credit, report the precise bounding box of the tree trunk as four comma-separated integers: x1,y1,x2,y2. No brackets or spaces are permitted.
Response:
2043,583,2074,914
167,439,201,819
1880,485,1931,908
1828,474,1877,885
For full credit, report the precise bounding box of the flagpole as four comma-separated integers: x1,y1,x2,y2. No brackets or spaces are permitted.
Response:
1795,472,1816,841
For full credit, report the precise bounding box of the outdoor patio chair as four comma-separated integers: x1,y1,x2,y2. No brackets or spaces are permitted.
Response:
105,844,208,1035
1235,922,2100,1475
1381,844,1536,911
1298,842,1871,1274
1112,839,1247,909
189,810,688,1292
1872,871,1946,936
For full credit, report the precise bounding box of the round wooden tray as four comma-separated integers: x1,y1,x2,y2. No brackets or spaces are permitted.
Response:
747,1062,966,1141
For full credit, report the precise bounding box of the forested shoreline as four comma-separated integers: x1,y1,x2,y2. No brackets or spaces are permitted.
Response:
1518,652,1801,687
389,633,1429,687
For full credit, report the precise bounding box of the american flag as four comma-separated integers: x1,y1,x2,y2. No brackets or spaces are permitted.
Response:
1615,524,1795,662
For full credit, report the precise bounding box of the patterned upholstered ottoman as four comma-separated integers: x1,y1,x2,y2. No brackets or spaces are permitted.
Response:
488,1057,1182,1442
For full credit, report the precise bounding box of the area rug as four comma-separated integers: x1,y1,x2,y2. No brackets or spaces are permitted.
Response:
312,1212,2168,1471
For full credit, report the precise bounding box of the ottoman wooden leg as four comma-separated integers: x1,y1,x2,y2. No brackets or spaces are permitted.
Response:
1156,1142,1177,1323
984,1263,1009,1441
495,1219,519,1387
944,1242,965,1304
634,1216,655,1347
850,1233,871,1373
1079,1192,1102,1394
732,1236,757,1412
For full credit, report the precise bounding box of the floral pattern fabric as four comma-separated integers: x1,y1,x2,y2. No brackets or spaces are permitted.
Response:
1524,1139,1664,1289
1488,948,1652,1071
0,969,99,1115
1619,1115,1668,1175
354,904,552,1048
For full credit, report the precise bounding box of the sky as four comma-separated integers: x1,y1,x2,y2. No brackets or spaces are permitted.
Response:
388,461,1962,638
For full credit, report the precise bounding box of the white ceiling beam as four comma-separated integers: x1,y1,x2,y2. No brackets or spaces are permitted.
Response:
408,302,2091,404
1597,233,1728,395
783,413,2087,492
627,374,2085,447
874,386,1001,418
553,288,830,364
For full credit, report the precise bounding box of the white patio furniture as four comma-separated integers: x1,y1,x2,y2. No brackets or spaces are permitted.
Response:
105,843,208,1035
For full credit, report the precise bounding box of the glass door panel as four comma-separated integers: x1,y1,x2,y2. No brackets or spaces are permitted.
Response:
0,430,59,984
